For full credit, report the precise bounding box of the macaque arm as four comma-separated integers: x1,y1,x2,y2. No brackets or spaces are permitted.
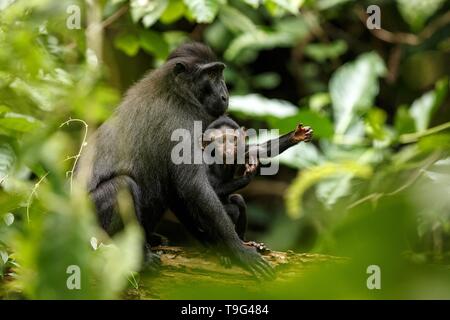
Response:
246,124,313,160
214,175,251,197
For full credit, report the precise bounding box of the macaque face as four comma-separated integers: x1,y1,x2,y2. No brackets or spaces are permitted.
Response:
203,126,246,163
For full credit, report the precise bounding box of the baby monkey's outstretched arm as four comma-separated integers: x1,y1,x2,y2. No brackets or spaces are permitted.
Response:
243,124,313,175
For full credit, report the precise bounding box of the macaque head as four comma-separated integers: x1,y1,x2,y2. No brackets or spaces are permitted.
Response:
202,125,246,163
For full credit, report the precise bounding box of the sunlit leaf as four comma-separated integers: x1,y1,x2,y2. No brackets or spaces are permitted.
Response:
0,142,14,180
365,108,387,141
3,212,14,226
409,77,449,132
130,0,168,27
243,0,260,8
0,113,41,133
315,0,354,10
219,5,257,34
285,161,372,218
394,105,416,135
229,94,298,118
397,0,446,31
183,0,220,23
330,52,386,136
278,142,324,169
224,16,311,60
264,0,304,15
160,0,185,24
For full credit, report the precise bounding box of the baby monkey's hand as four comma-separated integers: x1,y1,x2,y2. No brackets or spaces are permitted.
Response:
244,152,259,176
292,123,313,143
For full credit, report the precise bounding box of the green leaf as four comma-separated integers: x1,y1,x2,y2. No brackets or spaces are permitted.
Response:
304,40,348,63
316,0,353,10
264,0,304,16
224,16,311,60
229,94,298,118
269,110,334,139
3,212,14,226
225,29,294,61
278,142,324,169
397,0,446,31
0,113,41,133
394,105,416,135
163,31,189,51
315,174,353,208
409,77,449,132
308,92,331,112
139,30,170,59
329,52,386,137
130,0,168,27
0,142,14,180
114,33,140,57
243,0,260,8
0,105,10,115
285,161,372,218
365,108,387,140
160,0,186,24
219,5,257,34
183,0,220,23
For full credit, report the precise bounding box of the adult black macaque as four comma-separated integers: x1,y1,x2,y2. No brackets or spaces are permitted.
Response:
202,115,313,246
75,42,274,279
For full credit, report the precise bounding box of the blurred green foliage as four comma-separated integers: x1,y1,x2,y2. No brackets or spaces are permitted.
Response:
0,0,450,299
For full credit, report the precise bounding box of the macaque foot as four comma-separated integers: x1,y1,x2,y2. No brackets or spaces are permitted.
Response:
244,241,271,254
292,123,313,142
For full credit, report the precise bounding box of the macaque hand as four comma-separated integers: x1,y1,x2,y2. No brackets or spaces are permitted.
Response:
292,123,313,143
244,153,259,176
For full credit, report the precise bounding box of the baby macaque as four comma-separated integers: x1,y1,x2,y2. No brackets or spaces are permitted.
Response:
201,115,313,256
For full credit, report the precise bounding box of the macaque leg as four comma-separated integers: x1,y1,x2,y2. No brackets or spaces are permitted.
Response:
171,168,274,279
90,175,161,272
228,194,248,241
227,194,269,253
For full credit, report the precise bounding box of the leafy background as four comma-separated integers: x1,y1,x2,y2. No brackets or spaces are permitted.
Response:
0,0,450,299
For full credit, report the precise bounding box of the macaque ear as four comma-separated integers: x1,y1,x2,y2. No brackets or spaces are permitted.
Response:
173,62,187,75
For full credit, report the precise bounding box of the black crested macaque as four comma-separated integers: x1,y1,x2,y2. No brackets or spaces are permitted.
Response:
75,43,275,279
202,115,313,252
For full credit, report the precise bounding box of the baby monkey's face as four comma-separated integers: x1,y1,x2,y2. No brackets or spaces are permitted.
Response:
203,125,246,161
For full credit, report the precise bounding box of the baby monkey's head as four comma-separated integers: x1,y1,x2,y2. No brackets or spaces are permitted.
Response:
202,117,246,162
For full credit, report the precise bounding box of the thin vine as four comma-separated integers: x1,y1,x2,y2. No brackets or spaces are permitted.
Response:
59,118,89,193
26,118,89,222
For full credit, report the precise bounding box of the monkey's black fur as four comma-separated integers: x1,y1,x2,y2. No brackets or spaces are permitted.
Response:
76,43,274,279
204,115,312,243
